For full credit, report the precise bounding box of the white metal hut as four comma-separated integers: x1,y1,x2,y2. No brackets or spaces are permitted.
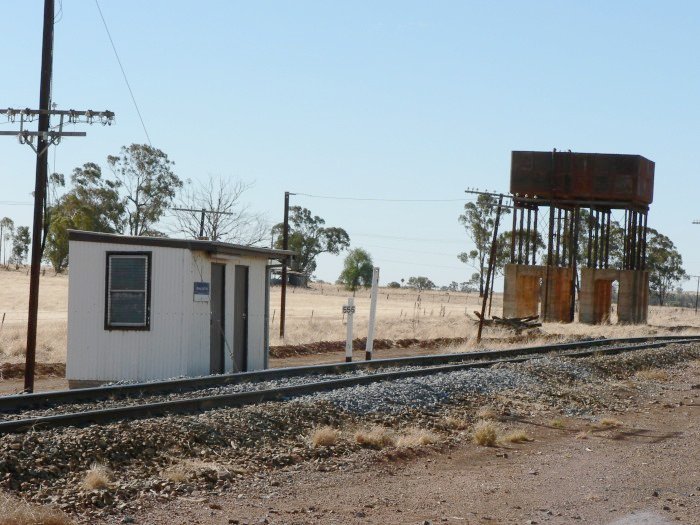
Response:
66,230,291,388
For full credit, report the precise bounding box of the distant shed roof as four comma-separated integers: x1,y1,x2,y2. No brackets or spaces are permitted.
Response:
68,230,294,260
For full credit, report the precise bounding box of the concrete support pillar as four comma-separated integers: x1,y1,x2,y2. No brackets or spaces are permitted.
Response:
618,270,649,324
580,268,648,325
504,264,573,322
579,268,596,324
580,268,618,324
503,264,542,319
594,280,613,323
542,266,574,323
503,263,519,318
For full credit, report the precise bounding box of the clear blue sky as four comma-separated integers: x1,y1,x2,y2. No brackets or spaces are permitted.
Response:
1,1,699,287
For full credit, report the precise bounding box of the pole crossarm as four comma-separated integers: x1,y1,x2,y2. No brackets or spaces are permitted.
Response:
1,107,115,122
464,188,514,209
465,188,512,200
171,208,237,238
1,107,114,155
171,207,236,217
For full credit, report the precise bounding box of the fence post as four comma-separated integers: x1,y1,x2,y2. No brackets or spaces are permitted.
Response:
366,267,380,360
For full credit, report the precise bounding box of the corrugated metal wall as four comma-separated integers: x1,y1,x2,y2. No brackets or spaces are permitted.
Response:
67,240,269,383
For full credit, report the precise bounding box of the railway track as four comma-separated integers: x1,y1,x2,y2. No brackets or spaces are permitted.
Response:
1,335,698,435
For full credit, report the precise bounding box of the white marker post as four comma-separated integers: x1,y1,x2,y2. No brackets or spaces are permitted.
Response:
365,267,380,360
344,297,355,362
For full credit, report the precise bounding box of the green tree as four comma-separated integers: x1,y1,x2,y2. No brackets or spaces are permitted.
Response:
107,144,182,236
44,164,124,272
0,217,14,266
272,206,350,284
43,146,181,272
646,228,686,306
338,248,374,291
11,226,30,267
387,281,401,288
406,276,435,291
463,273,481,292
458,195,511,296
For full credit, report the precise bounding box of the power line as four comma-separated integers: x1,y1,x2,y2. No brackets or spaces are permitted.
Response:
373,257,465,270
359,243,460,258
352,232,465,244
293,192,466,203
94,0,151,145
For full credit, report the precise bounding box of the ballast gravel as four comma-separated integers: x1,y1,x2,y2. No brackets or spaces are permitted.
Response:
0,340,680,422
0,342,698,522
303,363,532,413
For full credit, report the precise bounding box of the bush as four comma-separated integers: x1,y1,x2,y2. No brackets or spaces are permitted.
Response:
472,420,498,446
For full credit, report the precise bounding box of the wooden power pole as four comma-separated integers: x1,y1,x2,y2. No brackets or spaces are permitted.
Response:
279,191,290,338
0,0,114,392
477,194,504,343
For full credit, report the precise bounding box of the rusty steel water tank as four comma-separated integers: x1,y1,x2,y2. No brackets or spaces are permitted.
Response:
510,151,654,206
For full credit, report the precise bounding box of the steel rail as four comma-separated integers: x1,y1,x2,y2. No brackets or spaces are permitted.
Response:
1,335,699,413
0,337,697,435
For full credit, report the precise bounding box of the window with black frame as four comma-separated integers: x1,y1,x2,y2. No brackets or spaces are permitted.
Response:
105,252,151,329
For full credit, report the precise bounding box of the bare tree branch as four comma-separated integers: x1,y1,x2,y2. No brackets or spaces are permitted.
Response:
172,176,269,246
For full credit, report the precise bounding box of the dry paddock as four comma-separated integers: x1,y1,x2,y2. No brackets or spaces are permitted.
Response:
1,267,700,369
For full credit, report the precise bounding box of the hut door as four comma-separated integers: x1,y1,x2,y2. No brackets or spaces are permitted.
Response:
210,263,226,374
233,265,249,372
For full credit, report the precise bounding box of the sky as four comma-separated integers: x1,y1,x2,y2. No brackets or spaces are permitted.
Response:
1,1,700,288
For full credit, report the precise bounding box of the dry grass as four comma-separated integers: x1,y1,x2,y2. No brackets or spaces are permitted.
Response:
476,406,499,420
503,430,531,443
442,416,469,430
354,426,395,449
550,418,566,429
310,426,340,447
395,428,440,448
472,420,499,446
81,463,112,491
161,463,189,483
0,492,73,525
0,322,66,365
2,269,700,367
597,417,623,428
635,368,670,381
161,459,234,483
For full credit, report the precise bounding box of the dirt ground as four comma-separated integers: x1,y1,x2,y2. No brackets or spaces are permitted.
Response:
0,376,67,395
110,362,700,525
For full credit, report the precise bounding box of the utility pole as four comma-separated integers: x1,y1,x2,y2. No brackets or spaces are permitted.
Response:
464,189,512,327
0,0,114,393
477,194,504,343
171,207,235,239
279,191,291,338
